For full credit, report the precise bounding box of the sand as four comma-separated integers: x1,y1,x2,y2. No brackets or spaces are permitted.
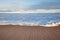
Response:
0,25,60,40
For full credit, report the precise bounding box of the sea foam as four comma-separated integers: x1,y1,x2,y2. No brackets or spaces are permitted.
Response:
0,20,60,27
41,22,60,27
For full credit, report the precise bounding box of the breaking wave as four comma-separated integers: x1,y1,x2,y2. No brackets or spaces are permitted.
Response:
0,20,60,27
0,20,39,26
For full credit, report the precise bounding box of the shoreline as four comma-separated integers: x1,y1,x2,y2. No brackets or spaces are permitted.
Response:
0,22,60,27
0,24,60,28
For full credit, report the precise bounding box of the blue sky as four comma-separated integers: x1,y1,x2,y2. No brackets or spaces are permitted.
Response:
0,0,60,10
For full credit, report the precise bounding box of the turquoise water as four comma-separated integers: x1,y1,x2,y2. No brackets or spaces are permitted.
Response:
0,13,60,25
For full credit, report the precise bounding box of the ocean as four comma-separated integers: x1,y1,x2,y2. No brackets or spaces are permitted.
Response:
0,13,60,25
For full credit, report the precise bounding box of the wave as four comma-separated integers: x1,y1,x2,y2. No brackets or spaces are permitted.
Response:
15,22,40,26
41,22,60,27
0,9,60,13
0,12,21,13
0,20,60,27
0,21,40,26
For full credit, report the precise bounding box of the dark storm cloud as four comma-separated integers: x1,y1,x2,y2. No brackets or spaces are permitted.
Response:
28,2,60,10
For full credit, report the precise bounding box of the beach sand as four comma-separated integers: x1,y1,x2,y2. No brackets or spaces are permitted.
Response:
0,25,60,40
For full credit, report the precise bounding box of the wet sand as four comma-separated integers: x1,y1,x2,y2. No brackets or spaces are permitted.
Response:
0,25,60,40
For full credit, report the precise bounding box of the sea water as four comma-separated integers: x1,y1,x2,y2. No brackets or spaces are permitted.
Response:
0,13,60,25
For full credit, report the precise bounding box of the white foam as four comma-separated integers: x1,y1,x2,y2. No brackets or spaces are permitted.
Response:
0,9,60,13
41,22,60,27
16,22,39,26
0,20,60,27
0,21,40,26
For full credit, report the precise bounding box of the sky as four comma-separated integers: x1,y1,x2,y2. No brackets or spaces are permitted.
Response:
0,0,60,13
0,0,60,10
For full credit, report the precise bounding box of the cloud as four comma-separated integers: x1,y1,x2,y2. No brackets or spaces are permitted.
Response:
0,0,60,10
29,2,60,9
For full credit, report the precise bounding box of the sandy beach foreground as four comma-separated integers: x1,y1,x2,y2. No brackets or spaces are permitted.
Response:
0,25,60,40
